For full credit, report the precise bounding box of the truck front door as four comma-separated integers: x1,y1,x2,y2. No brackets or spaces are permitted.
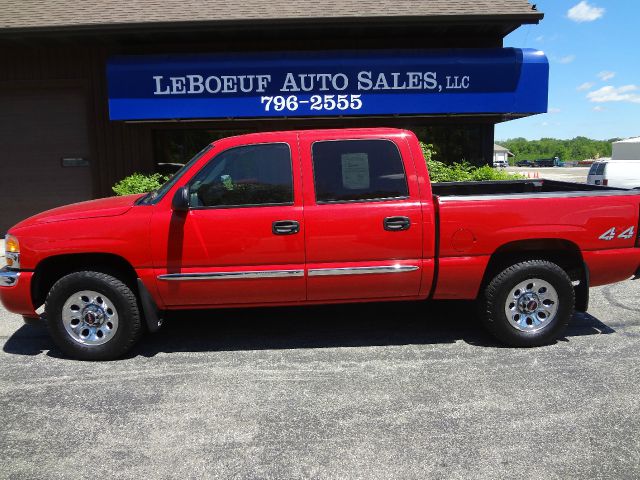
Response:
151,135,306,307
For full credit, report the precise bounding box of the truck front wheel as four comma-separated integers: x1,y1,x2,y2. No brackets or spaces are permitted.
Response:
45,271,143,360
481,260,575,347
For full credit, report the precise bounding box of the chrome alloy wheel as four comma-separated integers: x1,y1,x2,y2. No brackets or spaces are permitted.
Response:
61,290,119,346
504,278,559,332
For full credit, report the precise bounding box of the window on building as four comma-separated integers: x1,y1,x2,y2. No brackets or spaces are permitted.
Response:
312,139,408,203
153,129,248,176
412,125,486,166
189,143,293,208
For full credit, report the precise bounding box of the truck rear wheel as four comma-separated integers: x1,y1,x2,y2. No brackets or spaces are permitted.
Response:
45,271,143,360
480,260,574,347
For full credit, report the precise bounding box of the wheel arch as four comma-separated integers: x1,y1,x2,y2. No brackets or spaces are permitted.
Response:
31,253,139,309
481,238,587,300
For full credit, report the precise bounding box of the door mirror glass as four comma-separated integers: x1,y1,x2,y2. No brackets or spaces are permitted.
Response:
171,186,190,212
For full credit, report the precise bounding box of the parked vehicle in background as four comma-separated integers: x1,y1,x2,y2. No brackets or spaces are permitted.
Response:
534,157,561,167
587,160,640,188
2,128,640,360
493,158,508,168
535,158,555,167
516,160,534,167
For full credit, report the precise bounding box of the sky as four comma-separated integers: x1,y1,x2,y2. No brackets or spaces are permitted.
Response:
495,0,640,141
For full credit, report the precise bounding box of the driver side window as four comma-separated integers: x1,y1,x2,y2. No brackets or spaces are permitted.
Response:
189,143,293,208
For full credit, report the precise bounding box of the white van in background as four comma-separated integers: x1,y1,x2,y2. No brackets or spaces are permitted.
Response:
587,160,640,189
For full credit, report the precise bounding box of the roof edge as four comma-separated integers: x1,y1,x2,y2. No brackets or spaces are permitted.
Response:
0,12,544,36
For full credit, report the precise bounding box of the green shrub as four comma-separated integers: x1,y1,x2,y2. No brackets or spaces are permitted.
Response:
112,173,168,196
420,142,523,182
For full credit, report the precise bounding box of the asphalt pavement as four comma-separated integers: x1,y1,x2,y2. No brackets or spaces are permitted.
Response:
1,278,639,479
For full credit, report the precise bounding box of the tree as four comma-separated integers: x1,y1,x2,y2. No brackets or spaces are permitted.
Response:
496,137,612,162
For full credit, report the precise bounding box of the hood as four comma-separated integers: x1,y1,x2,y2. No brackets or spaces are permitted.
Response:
11,194,144,230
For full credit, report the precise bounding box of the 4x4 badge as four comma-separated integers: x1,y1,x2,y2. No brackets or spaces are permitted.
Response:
599,226,635,241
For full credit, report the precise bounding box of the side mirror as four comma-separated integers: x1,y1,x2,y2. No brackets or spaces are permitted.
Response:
171,186,190,212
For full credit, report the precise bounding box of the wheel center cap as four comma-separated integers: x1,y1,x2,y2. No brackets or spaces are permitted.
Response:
518,294,539,313
82,305,104,326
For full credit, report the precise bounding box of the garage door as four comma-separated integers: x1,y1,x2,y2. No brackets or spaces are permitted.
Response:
0,88,93,234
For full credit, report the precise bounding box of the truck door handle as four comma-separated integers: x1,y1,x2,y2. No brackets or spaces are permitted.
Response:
383,216,411,231
272,220,300,235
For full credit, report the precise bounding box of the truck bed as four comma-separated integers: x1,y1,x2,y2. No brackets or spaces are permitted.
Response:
432,179,627,198
432,178,640,300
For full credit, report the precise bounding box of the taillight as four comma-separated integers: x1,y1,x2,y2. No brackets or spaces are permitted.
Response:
603,179,608,186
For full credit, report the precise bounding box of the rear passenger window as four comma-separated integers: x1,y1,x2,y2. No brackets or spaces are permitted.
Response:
311,140,409,202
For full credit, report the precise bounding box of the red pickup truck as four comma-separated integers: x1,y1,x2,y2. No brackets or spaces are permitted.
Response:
2,128,640,360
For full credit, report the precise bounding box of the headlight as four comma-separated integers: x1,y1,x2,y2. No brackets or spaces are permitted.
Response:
5,234,20,269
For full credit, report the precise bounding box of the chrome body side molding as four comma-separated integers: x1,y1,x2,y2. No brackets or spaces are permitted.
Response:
157,265,419,281
308,265,419,277
158,270,304,281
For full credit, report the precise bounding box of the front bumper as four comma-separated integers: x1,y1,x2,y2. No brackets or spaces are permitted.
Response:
0,267,36,316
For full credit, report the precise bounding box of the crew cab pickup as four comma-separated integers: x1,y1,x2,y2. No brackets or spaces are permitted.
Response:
2,128,640,360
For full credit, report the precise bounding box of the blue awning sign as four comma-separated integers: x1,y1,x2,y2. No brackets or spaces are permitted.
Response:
107,48,548,120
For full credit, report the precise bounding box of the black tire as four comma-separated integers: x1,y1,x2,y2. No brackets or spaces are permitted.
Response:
480,260,575,347
45,271,143,360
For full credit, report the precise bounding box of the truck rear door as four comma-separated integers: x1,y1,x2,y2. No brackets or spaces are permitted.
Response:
299,131,425,301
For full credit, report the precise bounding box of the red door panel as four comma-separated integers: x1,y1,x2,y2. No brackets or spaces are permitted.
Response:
150,133,306,307
299,131,427,301
152,205,305,306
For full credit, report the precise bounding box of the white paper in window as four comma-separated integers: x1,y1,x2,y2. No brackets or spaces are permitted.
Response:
341,153,370,189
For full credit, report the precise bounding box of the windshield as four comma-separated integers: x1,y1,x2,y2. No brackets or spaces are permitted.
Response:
137,144,214,205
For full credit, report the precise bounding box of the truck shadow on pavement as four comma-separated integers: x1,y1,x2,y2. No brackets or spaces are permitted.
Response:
3,300,616,359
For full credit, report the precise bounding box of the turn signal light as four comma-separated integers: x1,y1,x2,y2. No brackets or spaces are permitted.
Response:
5,235,19,253
4,235,19,268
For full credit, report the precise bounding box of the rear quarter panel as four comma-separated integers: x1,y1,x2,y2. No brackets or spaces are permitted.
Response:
434,193,640,298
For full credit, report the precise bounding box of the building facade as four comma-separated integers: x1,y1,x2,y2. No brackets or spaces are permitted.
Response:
493,144,514,166
0,1,545,233
612,137,640,160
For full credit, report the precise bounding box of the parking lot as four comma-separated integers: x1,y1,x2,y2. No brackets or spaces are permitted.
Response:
1,278,639,479
506,166,590,183
1,166,637,479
